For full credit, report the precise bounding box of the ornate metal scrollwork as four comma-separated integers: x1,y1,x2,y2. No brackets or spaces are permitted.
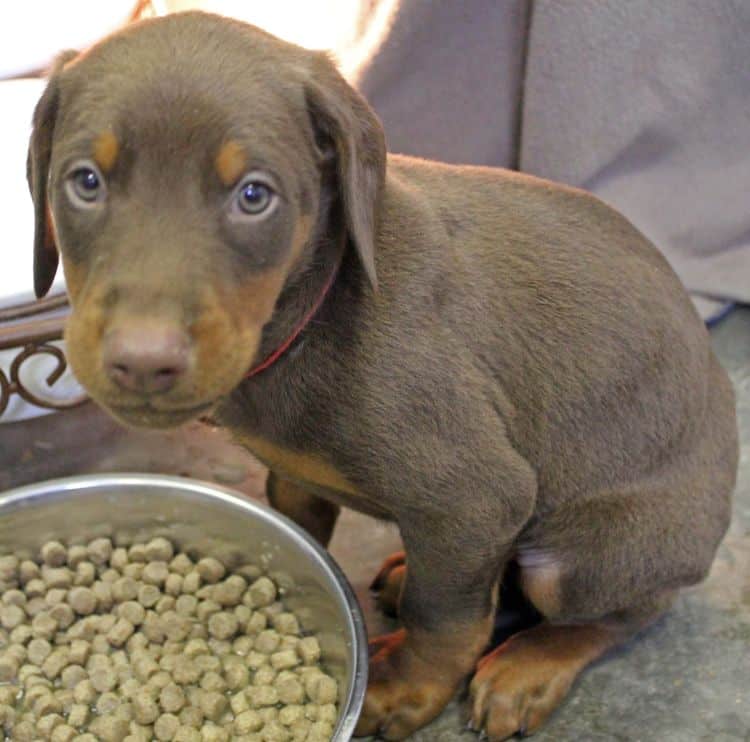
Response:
0,295,88,419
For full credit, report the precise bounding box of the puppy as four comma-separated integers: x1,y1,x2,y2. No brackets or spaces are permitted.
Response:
28,12,738,740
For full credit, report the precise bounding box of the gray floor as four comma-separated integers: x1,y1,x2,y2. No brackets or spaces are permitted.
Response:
1,308,748,740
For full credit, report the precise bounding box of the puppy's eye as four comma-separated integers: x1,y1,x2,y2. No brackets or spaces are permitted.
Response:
237,181,273,215
66,164,105,207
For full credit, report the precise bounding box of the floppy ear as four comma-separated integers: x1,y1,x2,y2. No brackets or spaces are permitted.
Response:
304,53,386,290
27,51,77,299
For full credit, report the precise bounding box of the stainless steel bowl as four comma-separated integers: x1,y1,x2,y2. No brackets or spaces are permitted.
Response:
0,473,368,740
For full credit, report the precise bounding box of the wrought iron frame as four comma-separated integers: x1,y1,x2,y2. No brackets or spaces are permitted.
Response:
0,294,88,418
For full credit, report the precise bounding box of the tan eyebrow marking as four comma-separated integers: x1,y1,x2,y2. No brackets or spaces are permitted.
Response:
215,140,247,186
92,130,119,173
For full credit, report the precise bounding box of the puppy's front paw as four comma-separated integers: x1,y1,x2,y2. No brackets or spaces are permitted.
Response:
354,629,457,739
468,631,580,740
370,551,406,617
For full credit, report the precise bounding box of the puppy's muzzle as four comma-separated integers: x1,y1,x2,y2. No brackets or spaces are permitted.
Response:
102,321,191,395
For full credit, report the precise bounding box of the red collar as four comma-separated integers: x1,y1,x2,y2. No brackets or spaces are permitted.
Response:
245,240,345,378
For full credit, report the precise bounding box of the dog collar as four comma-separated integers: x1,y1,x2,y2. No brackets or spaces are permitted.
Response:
245,239,346,378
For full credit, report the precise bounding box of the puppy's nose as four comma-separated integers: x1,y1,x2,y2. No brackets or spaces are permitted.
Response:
103,324,190,394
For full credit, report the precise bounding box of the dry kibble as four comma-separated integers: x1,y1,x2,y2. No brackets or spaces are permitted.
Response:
87,538,113,566
154,712,180,740
51,723,77,742
1,604,26,630
234,708,264,734
196,558,225,584
164,574,183,597
112,578,138,603
145,539,174,563
168,554,193,576
137,584,161,608
74,562,96,587
108,618,135,648
142,562,169,587
41,542,68,568
248,577,276,607
0,539,336,739
181,572,201,594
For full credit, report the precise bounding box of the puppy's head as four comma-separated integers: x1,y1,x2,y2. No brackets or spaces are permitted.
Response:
28,12,385,428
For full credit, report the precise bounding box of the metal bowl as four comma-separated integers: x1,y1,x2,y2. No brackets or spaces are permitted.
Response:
0,473,368,740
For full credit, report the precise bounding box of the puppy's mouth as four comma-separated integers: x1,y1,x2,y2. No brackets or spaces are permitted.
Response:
106,400,215,429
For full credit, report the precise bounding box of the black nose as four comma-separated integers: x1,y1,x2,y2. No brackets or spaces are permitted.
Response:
103,323,190,394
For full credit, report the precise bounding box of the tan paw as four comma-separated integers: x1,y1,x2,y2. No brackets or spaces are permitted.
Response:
468,632,581,740
369,551,406,617
354,629,458,739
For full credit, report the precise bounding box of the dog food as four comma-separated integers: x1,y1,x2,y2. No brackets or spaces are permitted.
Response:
0,538,338,741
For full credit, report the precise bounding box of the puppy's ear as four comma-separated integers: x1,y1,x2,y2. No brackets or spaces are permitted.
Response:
27,50,77,299
305,53,385,290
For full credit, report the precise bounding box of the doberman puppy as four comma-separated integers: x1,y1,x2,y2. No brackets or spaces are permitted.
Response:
28,12,738,740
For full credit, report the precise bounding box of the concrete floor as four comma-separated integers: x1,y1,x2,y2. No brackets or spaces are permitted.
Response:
1,308,748,740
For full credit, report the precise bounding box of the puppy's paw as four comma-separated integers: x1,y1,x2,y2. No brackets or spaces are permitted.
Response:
354,628,456,739
370,551,406,617
467,632,579,741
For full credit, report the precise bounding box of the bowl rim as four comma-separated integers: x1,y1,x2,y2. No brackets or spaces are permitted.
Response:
0,472,368,741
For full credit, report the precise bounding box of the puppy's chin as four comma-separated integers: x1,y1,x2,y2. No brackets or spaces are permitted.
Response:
104,401,215,430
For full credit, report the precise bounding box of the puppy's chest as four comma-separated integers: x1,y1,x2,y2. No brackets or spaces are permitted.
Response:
238,432,357,497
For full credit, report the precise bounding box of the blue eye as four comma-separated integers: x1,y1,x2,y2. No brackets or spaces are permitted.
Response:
238,181,273,215
68,165,103,205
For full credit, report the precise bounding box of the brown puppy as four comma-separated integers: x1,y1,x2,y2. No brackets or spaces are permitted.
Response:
28,12,738,740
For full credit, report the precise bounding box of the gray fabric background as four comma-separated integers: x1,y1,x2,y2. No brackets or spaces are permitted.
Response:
354,0,750,321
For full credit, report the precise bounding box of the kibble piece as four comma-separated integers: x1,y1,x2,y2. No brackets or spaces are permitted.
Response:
195,690,226,722
132,689,160,724
164,574,183,597
224,661,249,691
254,629,280,655
108,618,135,648
246,685,279,708
246,611,268,635
248,577,276,608
296,637,321,666
196,558,225,584
155,596,176,615
173,728,201,742
306,673,338,705
112,577,138,603
276,676,305,705
122,563,145,580
272,613,300,636
2,589,26,607
67,702,90,727
159,683,185,713
207,611,238,641
234,709,263,734
50,603,75,629
180,572,201,595
40,542,68,568
110,548,129,572
89,714,130,742
154,712,180,741
65,546,88,569
37,710,64,736
90,665,118,693
60,665,87,689
177,705,203,728
171,656,201,686
73,678,97,705
31,612,58,641
174,595,197,617
27,638,52,665
142,562,169,587
73,562,96,587
245,651,268,670
10,719,36,741
50,723,77,742
128,543,147,563
93,581,114,610
196,599,221,623
41,647,70,680
194,654,221,674
136,584,161,609
168,554,193,576
18,559,40,584
1,604,26,630
0,555,19,582
213,576,246,607
183,638,208,658
199,724,229,742
145,538,174,563
87,538,113,566
270,649,299,671
97,691,121,715
100,569,121,584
